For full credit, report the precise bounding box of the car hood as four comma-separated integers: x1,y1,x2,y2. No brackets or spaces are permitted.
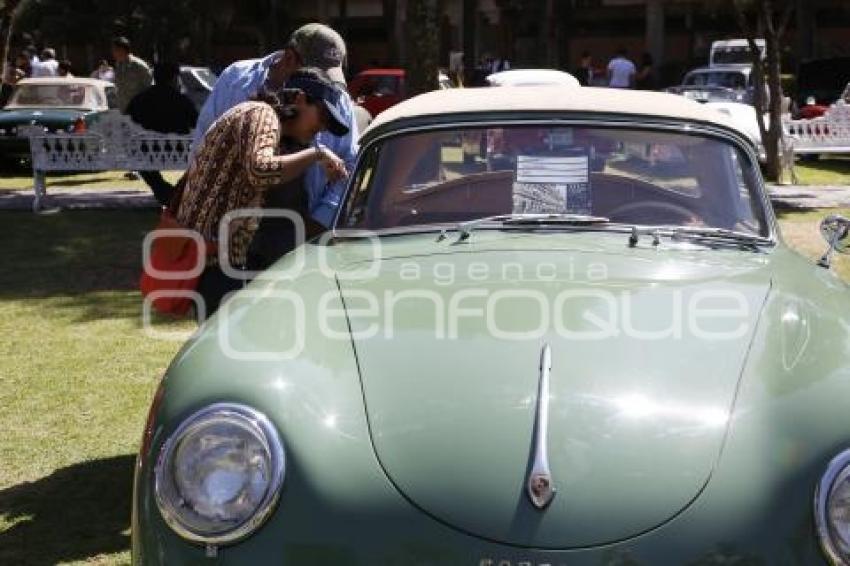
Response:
337,245,771,548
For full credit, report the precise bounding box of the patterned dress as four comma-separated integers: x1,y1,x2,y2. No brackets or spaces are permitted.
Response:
176,101,297,268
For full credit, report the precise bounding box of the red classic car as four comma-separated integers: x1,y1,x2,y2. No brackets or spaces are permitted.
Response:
348,69,406,118
348,68,452,118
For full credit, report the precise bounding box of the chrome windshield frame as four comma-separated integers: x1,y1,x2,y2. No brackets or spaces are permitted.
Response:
333,114,778,245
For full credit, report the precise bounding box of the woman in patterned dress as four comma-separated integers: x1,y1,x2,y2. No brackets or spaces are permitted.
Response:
174,68,349,316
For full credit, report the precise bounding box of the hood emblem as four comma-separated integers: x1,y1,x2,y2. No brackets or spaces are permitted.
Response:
527,344,556,509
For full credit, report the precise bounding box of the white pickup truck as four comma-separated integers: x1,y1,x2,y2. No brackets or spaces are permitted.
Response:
709,39,766,68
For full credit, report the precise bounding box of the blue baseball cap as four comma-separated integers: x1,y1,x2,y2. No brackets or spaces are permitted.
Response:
285,73,349,137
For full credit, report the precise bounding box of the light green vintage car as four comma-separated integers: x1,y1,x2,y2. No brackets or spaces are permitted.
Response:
132,86,850,565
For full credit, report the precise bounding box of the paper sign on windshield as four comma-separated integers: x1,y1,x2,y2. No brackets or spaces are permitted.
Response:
513,155,592,215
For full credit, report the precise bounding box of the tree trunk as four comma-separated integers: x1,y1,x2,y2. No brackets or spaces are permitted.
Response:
733,0,792,182
405,0,440,96
269,0,279,61
763,27,785,181
554,0,571,70
462,0,476,84
1,1,23,72
540,0,554,67
744,35,774,177
382,0,397,55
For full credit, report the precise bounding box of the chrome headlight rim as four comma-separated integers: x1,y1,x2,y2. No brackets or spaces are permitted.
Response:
154,402,285,546
815,448,850,565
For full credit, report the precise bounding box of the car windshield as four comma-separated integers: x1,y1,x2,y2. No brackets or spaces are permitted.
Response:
712,47,758,66
358,75,402,97
684,72,747,89
8,84,96,108
338,124,769,237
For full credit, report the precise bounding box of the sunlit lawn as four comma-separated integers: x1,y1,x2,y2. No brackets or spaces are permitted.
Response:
793,157,850,186
0,204,847,565
0,210,190,566
777,207,850,281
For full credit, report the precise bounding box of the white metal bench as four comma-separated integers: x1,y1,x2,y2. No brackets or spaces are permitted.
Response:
23,110,193,211
782,100,850,157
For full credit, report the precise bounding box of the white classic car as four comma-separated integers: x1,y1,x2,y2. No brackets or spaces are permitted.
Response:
0,77,116,163
486,69,581,88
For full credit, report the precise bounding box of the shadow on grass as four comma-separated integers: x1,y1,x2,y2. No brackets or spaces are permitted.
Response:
796,157,850,176
0,161,31,176
0,209,167,325
773,202,814,218
53,291,146,323
774,205,850,221
43,175,129,189
0,210,202,331
0,208,157,301
0,454,134,565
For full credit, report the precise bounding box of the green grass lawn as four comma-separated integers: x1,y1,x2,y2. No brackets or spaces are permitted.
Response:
776,207,850,281
793,157,850,186
0,210,190,566
0,206,847,565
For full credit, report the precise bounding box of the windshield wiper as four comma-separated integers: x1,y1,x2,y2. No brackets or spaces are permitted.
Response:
457,213,611,241
631,225,773,250
670,226,773,246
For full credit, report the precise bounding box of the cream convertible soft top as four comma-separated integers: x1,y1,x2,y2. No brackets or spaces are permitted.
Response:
364,86,739,137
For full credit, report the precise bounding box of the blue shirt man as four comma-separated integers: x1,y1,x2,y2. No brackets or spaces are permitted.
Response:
194,24,358,227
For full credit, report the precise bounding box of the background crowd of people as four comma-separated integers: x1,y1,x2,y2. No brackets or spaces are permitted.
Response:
0,34,181,111
571,47,657,90
457,46,657,91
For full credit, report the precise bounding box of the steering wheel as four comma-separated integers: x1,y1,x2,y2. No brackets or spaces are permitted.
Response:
606,201,701,225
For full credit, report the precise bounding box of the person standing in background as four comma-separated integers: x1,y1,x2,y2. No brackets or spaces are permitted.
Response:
573,51,593,86
90,59,115,82
13,53,31,77
57,60,73,78
112,37,152,113
1,66,24,107
482,53,510,76
607,47,636,89
31,48,58,77
23,46,40,72
634,52,657,90
128,63,199,206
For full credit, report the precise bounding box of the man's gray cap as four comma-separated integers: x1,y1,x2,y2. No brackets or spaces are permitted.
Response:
288,23,347,85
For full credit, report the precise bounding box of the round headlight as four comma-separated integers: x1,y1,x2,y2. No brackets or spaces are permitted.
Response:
816,448,850,564
154,403,285,545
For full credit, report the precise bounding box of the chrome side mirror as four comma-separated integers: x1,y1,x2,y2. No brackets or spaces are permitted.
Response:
818,215,850,268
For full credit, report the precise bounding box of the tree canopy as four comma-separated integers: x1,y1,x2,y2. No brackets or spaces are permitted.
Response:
5,0,286,66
